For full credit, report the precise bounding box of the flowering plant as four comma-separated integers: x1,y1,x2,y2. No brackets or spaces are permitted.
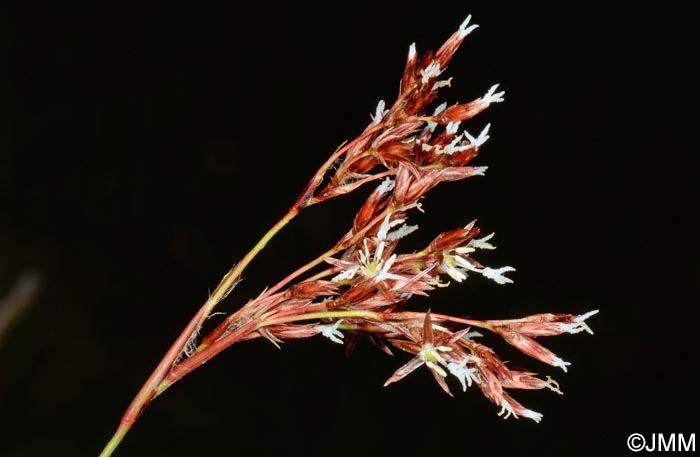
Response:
99,15,597,456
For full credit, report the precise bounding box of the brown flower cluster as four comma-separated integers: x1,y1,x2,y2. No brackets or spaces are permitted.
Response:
163,16,598,423
100,16,600,457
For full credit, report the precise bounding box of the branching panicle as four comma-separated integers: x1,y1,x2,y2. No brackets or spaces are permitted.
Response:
100,16,598,457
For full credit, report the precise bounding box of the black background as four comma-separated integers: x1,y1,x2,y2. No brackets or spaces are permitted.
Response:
2,2,697,456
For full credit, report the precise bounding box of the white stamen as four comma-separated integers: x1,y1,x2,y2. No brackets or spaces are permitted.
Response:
426,361,448,377
439,135,465,155
432,78,452,90
419,344,450,377
480,266,515,285
467,166,488,176
432,102,447,116
420,61,442,85
376,254,406,281
482,84,505,106
387,224,418,241
446,121,461,135
377,177,395,195
558,309,600,335
520,409,543,423
447,359,479,391
498,401,518,420
544,376,563,395
468,232,496,250
464,123,491,148
452,254,477,271
462,330,483,340
458,15,479,39
441,262,467,282
377,214,405,241
374,99,387,123
331,266,358,282
375,240,385,260
552,355,571,372
408,42,417,61
316,320,344,344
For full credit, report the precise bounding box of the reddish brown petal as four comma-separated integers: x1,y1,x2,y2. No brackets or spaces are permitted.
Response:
423,310,434,346
495,328,568,370
353,182,391,232
400,43,418,94
384,356,424,387
404,167,485,202
431,369,453,397
388,339,422,355
428,224,481,253
501,370,558,392
287,280,338,299
475,364,505,407
436,99,489,123
378,143,414,164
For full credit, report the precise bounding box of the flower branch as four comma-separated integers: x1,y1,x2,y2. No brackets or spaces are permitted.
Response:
99,15,598,457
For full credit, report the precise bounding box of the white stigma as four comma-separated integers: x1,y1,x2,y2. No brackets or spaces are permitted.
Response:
458,15,479,39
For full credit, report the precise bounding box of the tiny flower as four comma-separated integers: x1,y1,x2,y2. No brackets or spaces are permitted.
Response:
503,371,563,395
497,310,600,337
499,393,544,423
358,240,408,283
316,320,344,344
329,237,409,284
385,311,456,395
419,341,452,378
495,328,572,372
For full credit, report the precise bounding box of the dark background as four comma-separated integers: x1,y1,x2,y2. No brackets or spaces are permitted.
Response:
2,2,697,456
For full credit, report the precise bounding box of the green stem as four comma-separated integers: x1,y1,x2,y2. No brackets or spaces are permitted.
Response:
98,424,128,457
260,310,382,327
